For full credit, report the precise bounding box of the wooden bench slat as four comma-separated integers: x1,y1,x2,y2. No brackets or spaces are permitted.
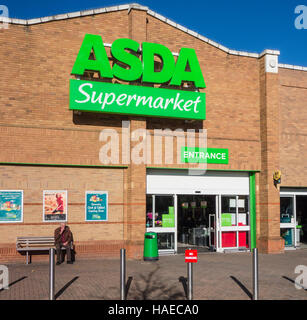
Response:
16,236,74,264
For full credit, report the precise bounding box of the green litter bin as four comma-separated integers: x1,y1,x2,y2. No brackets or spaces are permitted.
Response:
144,232,159,261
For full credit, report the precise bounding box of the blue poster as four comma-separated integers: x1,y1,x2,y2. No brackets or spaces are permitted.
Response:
0,190,23,223
85,191,108,221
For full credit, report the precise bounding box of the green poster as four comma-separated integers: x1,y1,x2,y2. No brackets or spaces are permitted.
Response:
0,190,23,223
162,206,175,227
162,214,175,228
221,213,232,227
168,206,174,215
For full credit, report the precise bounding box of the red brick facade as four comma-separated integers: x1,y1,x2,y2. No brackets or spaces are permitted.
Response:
0,4,306,261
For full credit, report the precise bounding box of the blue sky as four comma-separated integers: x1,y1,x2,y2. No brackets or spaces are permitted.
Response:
2,0,307,66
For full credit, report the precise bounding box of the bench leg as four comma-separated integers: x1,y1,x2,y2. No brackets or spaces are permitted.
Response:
26,251,28,265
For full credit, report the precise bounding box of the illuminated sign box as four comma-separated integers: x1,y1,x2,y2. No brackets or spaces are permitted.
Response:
70,35,206,120
69,79,206,120
181,147,229,164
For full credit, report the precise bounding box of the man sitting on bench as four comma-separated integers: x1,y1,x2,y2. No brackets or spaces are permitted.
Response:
54,222,73,265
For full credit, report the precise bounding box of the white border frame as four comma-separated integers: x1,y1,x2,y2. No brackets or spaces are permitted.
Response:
85,191,108,222
217,194,250,253
280,193,297,247
0,190,23,223
43,190,68,222
146,194,176,253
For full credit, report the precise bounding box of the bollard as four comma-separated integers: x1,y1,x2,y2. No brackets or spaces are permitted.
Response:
187,262,193,300
49,248,55,300
252,248,258,300
120,248,126,300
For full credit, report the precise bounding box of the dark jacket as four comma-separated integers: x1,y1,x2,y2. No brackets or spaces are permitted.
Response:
54,226,73,246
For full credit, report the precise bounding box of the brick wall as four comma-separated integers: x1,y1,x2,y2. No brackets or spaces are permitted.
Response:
279,68,307,187
1,6,306,259
0,165,124,261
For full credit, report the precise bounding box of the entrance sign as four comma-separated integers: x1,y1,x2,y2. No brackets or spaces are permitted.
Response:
43,190,67,222
181,147,229,164
185,249,198,263
71,35,206,88
70,79,206,120
0,190,23,223
85,191,108,221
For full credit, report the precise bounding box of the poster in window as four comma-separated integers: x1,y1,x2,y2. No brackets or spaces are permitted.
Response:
0,190,23,223
43,190,67,222
85,191,108,221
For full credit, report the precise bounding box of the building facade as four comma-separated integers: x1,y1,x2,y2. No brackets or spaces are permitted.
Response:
0,3,307,262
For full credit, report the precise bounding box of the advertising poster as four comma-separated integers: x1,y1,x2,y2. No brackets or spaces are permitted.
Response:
0,190,23,223
85,191,108,221
43,190,67,222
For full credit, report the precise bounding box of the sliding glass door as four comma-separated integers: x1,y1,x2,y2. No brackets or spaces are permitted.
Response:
217,195,250,252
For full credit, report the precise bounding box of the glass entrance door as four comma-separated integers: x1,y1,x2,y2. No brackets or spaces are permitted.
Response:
280,195,296,248
217,195,250,252
177,195,217,253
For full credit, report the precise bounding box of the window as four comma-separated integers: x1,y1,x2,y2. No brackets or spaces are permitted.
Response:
154,196,174,228
280,197,294,223
146,195,174,228
157,233,175,250
221,196,237,226
146,195,153,228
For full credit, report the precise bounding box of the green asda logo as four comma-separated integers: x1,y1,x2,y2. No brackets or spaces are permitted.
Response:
181,147,229,164
71,34,206,88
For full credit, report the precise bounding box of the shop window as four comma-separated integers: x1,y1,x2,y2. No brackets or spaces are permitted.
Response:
280,197,294,223
221,196,237,226
238,195,249,227
222,231,237,248
157,233,174,250
146,195,153,228
146,195,174,228
155,196,174,228
281,228,294,247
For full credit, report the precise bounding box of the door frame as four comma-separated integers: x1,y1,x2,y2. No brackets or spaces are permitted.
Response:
217,194,250,252
280,193,297,248
146,194,177,254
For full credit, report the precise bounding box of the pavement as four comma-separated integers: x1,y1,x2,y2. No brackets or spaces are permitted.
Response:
1,250,307,300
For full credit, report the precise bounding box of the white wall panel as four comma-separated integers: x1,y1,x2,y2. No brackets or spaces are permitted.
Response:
147,170,249,195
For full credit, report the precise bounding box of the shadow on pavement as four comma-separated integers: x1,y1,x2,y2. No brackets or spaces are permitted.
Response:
178,276,188,299
0,276,27,292
55,276,79,300
230,276,252,299
128,265,185,300
125,276,133,299
282,276,307,291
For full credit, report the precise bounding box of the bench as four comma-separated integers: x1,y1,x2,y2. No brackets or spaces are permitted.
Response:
16,236,74,264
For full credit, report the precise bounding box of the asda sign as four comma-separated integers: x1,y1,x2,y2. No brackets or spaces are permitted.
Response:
69,34,206,120
181,147,229,164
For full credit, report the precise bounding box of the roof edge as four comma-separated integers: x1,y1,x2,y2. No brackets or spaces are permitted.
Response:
278,64,307,72
1,2,305,67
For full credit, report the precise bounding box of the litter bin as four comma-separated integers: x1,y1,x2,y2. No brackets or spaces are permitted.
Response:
144,232,159,261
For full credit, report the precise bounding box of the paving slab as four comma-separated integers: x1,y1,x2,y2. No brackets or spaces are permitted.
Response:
1,250,307,300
